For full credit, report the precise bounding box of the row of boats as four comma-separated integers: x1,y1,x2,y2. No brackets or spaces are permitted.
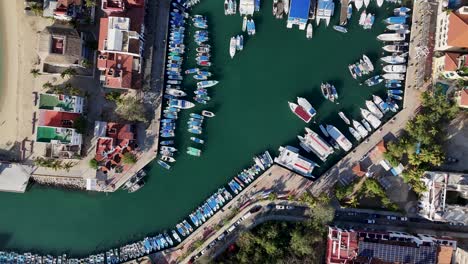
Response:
229,35,244,58
224,0,237,15
358,10,375,29
243,16,257,35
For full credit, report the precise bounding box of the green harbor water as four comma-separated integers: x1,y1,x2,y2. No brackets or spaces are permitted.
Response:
0,1,396,256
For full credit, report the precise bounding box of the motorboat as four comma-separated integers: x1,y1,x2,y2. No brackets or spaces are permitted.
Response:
229,36,236,58
237,35,244,51
297,97,317,117
166,88,186,97
360,108,381,129
388,89,403,94
326,125,352,152
387,24,409,31
377,33,406,41
362,55,374,72
352,120,368,138
197,80,219,88
333,25,348,33
359,10,367,25
169,99,195,109
187,147,202,157
383,64,407,73
381,55,406,64
339,112,350,125
283,0,289,14
247,19,256,35
385,16,408,25
388,93,403,100
306,23,313,39
354,0,363,10
349,127,362,141
161,146,177,152
273,0,278,16
288,102,312,123
190,113,204,119
361,119,372,131
190,137,205,144
387,99,399,112
157,160,171,170
364,75,383,86
383,44,407,53
348,64,357,79
372,95,388,113
394,7,411,14
202,110,215,117
160,140,174,145
364,0,370,7
320,124,329,137
382,73,405,80
224,0,229,15
161,156,176,163
321,83,329,99
242,16,247,32
377,0,384,7
188,128,202,134
365,100,384,119
347,4,352,20
386,82,402,88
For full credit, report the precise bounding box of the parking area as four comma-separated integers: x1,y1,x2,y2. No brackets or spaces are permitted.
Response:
441,112,468,172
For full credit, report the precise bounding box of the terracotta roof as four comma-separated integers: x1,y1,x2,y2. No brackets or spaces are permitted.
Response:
437,246,453,264
352,163,366,177
460,89,468,106
98,18,109,51
38,110,80,127
447,12,468,48
375,140,386,153
444,52,460,71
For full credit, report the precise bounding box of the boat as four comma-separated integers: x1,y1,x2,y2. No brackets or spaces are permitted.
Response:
333,25,348,33
338,112,350,125
348,64,357,79
326,125,352,152
190,137,205,144
364,0,370,7
382,73,405,80
172,230,181,243
387,100,399,112
382,45,406,53
283,0,289,15
193,74,208,80
361,119,372,131
383,64,407,73
385,16,408,25
387,24,409,31
273,0,278,16
161,146,177,152
274,146,317,177
354,0,363,10
161,156,176,163
388,89,403,94
365,100,384,119
372,95,388,113
377,0,383,7
166,88,187,97
394,7,411,14
377,33,406,41
298,127,334,161
160,140,174,145
306,23,313,39
349,127,362,141
388,93,403,100
362,55,374,72
288,102,312,123
347,4,352,20
197,80,219,88
319,124,329,137
229,37,236,58
297,97,317,117
386,82,402,88
169,99,195,109
364,75,383,86
202,110,215,117
196,46,210,53
157,160,171,170
190,113,204,119
352,120,368,138
360,108,381,129
188,128,202,134
242,16,247,32
381,55,406,64
330,85,338,102
187,147,202,156
359,10,367,25
248,19,256,35
321,83,329,99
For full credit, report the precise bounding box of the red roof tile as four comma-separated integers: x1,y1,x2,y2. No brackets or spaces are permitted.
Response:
444,52,460,71
447,12,468,48
38,110,80,127
352,163,366,177
460,89,468,107
98,18,109,51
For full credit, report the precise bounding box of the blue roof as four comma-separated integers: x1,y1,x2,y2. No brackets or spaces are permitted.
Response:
289,0,311,19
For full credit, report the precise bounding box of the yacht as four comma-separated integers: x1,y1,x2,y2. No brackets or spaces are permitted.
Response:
288,102,312,123
365,100,384,119
349,127,362,141
360,108,381,129
352,120,368,138
326,124,352,152
298,127,334,161
297,97,317,117
383,64,407,73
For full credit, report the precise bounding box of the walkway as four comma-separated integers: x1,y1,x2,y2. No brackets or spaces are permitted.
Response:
309,0,436,196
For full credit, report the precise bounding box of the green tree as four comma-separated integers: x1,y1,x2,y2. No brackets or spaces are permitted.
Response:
116,97,147,122
30,69,41,78
62,162,75,172
42,81,54,90
85,0,97,8
267,192,277,201
290,230,313,256
122,152,137,164
30,3,43,16
105,91,123,103
73,116,87,134
60,68,77,79
89,158,98,169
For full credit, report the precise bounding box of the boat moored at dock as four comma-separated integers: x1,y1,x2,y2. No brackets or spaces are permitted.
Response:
274,146,317,177
298,127,334,161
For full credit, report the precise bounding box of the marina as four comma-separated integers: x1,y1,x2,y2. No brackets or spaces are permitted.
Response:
0,0,411,257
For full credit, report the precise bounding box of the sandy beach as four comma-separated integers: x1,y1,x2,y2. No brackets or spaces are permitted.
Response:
0,1,51,160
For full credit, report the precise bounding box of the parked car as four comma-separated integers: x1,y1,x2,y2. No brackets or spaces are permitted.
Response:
387,216,397,220
367,219,375,224
286,205,295,210
400,217,408,221
275,205,285,210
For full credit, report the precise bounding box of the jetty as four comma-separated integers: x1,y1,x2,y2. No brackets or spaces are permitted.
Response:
339,0,349,25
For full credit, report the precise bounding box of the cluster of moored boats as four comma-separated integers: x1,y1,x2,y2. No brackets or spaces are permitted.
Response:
321,82,339,103
224,0,237,15
349,54,375,80
358,10,375,29
229,35,244,58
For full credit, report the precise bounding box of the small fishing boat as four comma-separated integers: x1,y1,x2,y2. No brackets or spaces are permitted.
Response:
161,156,176,163
377,33,406,41
382,73,405,80
197,80,219,88
339,112,351,125
387,24,409,31
288,102,312,123
193,74,208,80
190,113,204,119
283,0,289,15
386,82,402,88
381,55,406,64
166,88,187,97
236,35,244,51
187,147,202,156
330,85,338,101
364,0,370,7
377,0,384,7
388,93,403,100
362,55,374,72
160,140,174,146
348,64,357,79
382,44,407,53
364,75,383,86
248,19,256,35
349,127,362,141
359,10,367,25
383,64,407,73
229,36,236,58
387,100,399,112
273,0,278,16
169,99,196,109
242,16,247,32
347,4,352,20
202,110,215,117
157,160,171,170
388,89,403,94
361,108,381,129
297,97,317,117
306,23,313,39
361,119,372,131
161,146,177,152
354,0,363,10
319,124,329,137
333,25,348,33
188,128,202,134
372,95,388,113
385,16,408,25
190,137,205,144
394,7,411,14
321,83,329,99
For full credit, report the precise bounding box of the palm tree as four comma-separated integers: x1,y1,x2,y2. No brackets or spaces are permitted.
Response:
62,162,74,172
42,81,54,90
30,69,40,78
60,68,77,79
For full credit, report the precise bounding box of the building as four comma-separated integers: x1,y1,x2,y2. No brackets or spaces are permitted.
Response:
101,0,144,16
274,145,316,177
418,171,468,225
435,6,468,52
37,23,84,74
239,0,255,15
93,121,136,177
0,162,33,193
43,0,83,21
97,2,145,89
287,0,311,30
38,93,84,113
456,89,468,108
326,226,457,264
434,52,468,80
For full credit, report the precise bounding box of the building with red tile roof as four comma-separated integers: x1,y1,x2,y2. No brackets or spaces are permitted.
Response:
101,0,145,16
436,6,468,52
459,89,468,108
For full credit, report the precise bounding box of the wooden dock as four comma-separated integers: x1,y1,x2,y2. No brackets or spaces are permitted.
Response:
339,0,349,25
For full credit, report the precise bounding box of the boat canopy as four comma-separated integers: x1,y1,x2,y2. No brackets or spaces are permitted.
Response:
288,0,311,27
239,0,255,15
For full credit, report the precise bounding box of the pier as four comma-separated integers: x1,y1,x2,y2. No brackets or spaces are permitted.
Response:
339,0,349,25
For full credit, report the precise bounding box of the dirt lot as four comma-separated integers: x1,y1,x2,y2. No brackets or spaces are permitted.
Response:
442,112,468,172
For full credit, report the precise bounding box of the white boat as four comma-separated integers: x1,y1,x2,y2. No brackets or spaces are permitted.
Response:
396,29,411,34
201,110,215,117
362,54,374,72
354,0,363,10
326,124,352,152
306,23,313,39
381,55,406,64
360,108,381,129
387,24,408,31
338,112,350,125
359,10,366,25
361,119,372,131
273,0,278,16
372,95,388,113
170,99,196,109
333,25,348,33
377,0,384,7
166,88,187,97
382,73,405,80
365,100,384,119
298,127,334,161
297,97,317,117
224,0,229,15
274,146,316,177
161,156,176,163
283,0,289,15
364,0,370,7
242,16,247,32
229,37,236,58
349,127,362,141
383,44,406,53
197,80,219,88
288,102,312,123
383,64,407,73
377,33,406,41
352,120,368,138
